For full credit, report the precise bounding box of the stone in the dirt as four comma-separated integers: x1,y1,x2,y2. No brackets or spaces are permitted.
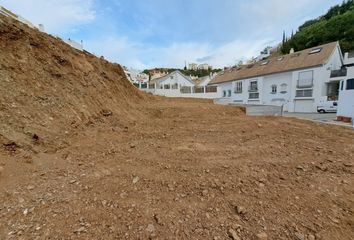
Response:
308,234,315,240
236,206,246,215
132,176,140,184
295,232,305,240
146,224,155,232
74,226,87,234
256,232,268,240
0,166,3,175
228,228,241,240
27,185,35,190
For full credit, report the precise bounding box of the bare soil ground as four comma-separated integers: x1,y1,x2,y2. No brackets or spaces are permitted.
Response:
1,13,354,240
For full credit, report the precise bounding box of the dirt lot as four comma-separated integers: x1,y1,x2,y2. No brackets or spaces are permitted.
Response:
1,13,354,240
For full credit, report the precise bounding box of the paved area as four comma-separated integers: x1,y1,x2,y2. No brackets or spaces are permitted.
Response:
284,112,354,129
284,112,337,121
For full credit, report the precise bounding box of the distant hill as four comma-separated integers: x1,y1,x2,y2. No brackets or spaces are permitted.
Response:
281,0,354,54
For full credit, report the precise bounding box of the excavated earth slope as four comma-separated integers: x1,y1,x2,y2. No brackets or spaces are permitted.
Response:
1,14,354,240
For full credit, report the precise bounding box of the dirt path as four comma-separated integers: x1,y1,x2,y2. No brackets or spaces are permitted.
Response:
1,99,354,240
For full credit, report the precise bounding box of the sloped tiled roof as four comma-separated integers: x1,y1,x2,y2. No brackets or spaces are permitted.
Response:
149,70,194,85
209,42,339,85
192,76,210,86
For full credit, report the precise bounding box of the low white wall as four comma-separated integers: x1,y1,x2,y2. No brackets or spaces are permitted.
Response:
141,88,220,99
64,39,83,51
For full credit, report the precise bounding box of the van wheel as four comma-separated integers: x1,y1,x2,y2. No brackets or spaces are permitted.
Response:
318,109,326,114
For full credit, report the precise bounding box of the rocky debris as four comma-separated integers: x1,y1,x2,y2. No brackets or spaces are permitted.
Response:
101,109,113,117
146,224,155,233
256,232,268,240
308,234,316,240
295,232,305,240
132,176,140,184
0,166,3,176
228,228,241,240
236,206,246,215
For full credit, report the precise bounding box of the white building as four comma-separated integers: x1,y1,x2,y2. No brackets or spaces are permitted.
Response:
1,5,37,29
209,42,348,113
63,39,83,51
337,52,354,122
124,68,149,84
188,63,198,70
198,63,211,70
140,70,219,99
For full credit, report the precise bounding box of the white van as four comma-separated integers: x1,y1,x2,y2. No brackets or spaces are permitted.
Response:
317,101,338,113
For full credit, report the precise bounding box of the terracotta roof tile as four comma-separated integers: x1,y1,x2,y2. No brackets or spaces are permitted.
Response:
209,42,338,85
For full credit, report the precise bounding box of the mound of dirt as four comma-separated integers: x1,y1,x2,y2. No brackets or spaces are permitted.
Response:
0,14,148,153
1,12,354,240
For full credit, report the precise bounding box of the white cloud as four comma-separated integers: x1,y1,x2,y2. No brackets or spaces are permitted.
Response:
85,36,149,70
84,35,271,69
0,0,95,33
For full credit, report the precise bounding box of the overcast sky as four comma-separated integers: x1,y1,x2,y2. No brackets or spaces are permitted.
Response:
0,0,343,69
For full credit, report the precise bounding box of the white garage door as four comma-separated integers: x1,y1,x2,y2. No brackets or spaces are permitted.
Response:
294,100,314,113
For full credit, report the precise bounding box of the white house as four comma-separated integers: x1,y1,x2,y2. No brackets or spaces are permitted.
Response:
209,42,346,113
140,70,219,99
124,67,149,84
337,52,354,123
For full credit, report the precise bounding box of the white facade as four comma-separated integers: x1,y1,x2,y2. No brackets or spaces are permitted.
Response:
213,44,345,113
337,65,354,120
188,63,198,70
198,63,211,70
63,39,83,51
124,68,149,84
139,71,220,99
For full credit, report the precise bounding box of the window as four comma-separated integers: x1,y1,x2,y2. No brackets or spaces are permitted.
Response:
298,71,314,88
280,83,287,93
206,86,217,93
296,89,313,98
228,90,232,97
340,81,344,91
249,81,258,91
170,76,174,79
346,79,354,90
249,92,259,99
180,86,192,94
271,85,277,94
234,81,242,93
309,48,322,54
164,84,170,89
223,90,227,97
172,83,178,89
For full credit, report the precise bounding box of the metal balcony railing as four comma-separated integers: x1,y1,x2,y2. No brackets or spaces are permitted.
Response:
330,68,347,78
248,86,258,92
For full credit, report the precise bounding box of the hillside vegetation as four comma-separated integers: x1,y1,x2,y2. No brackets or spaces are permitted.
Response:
281,0,354,54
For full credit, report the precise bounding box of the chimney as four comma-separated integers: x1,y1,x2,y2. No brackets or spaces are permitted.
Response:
290,48,295,54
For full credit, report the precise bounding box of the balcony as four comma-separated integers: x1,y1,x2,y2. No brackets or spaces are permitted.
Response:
248,86,258,92
330,68,347,78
